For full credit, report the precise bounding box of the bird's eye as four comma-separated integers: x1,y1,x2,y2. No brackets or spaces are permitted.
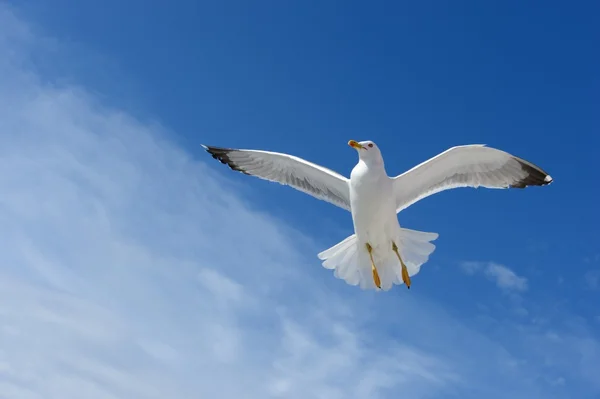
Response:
368,143,374,148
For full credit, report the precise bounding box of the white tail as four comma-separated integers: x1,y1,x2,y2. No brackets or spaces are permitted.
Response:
317,228,439,290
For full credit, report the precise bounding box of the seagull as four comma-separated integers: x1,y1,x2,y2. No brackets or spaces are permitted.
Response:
202,141,552,291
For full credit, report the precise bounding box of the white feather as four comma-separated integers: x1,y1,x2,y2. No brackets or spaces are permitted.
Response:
318,228,438,290
392,145,552,213
202,145,351,210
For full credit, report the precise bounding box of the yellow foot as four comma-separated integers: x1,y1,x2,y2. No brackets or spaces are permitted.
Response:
366,243,381,289
392,242,411,289
372,264,381,289
401,265,411,289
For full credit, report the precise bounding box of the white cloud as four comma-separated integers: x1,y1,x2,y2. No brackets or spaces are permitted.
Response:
0,7,463,399
460,261,528,292
484,263,528,292
459,261,482,275
0,4,599,399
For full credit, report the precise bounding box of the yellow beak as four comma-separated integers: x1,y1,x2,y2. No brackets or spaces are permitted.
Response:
348,140,363,150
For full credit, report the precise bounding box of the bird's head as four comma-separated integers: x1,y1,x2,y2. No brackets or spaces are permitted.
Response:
348,140,383,165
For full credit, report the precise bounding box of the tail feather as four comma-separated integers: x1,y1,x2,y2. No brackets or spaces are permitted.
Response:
399,228,439,266
318,228,439,290
317,234,356,262
319,234,361,286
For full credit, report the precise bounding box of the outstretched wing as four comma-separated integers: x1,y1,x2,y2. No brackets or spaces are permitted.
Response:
392,145,552,213
202,145,351,211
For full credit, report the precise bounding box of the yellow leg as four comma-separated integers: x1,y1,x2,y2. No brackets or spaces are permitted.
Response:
392,242,411,289
366,243,381,289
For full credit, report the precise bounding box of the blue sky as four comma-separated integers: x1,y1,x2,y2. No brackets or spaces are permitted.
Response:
0,1,598,398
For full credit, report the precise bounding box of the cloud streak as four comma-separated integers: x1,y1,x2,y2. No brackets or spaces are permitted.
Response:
485,263,528,292
0,7,461,398
584,270,600,290
460,261,528,292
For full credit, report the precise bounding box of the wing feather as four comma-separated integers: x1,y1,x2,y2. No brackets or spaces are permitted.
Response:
202,145,351,210
393,145,552,213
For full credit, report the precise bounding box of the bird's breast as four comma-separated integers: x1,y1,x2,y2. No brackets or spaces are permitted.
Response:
349,164,395,234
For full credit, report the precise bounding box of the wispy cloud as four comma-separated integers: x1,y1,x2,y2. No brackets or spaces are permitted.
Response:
584,270,600,290
1,4,599,399
459,261,483,275
0,7,460,398
583,254,600,264
485,263,528,292
459,261,528,292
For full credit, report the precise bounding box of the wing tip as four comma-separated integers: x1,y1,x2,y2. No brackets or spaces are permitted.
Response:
201,144,250,175
510,159,553,188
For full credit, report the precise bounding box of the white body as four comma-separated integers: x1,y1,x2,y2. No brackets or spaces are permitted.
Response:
350,158,403,284
319,143,438,291
350,159,398,247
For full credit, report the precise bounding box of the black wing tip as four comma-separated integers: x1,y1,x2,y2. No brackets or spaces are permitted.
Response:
201,144,250,175
510,159,553,189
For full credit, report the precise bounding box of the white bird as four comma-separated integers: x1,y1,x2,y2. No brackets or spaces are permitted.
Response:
202,141,552,291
